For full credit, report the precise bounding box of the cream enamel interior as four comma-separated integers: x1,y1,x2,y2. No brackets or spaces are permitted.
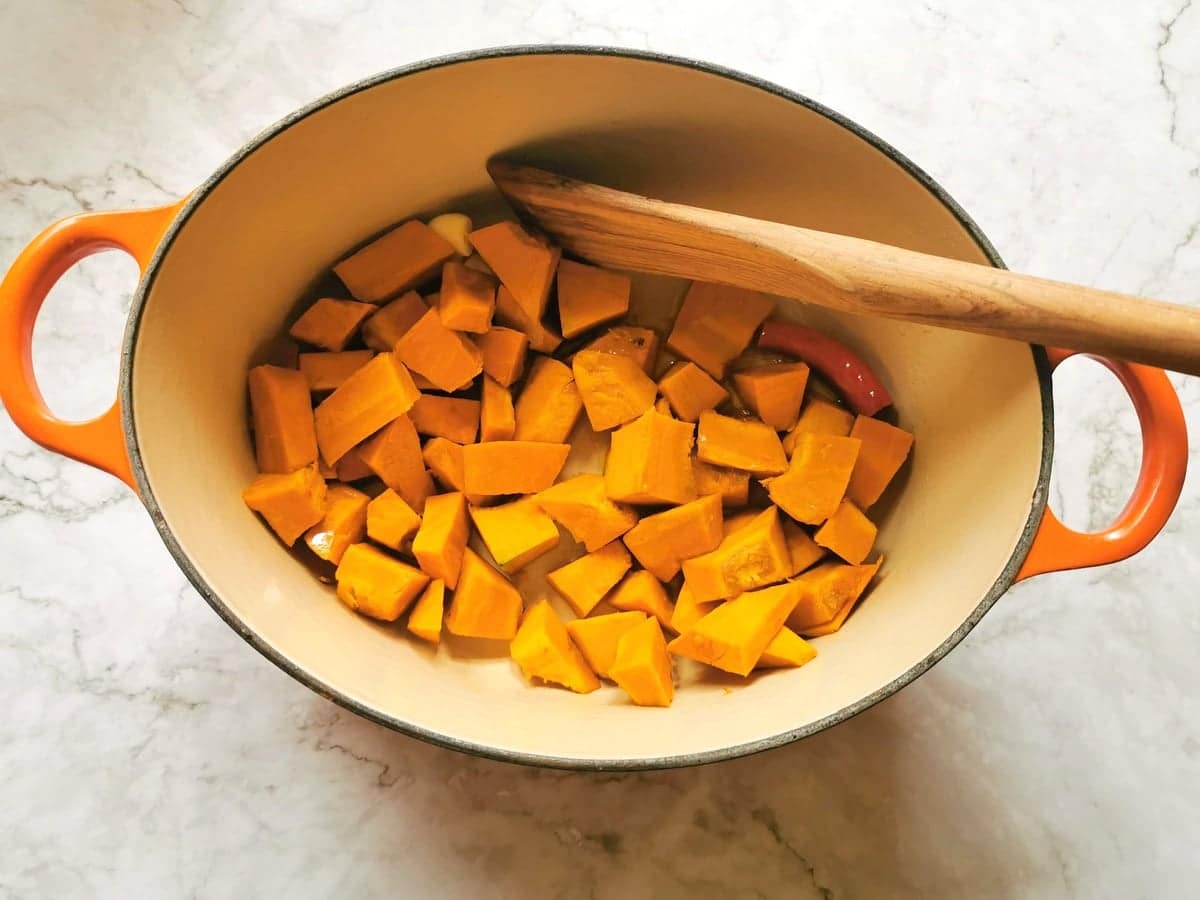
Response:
129,52,1046,765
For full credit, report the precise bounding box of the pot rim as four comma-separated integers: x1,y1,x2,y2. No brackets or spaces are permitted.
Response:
119,44,1055,771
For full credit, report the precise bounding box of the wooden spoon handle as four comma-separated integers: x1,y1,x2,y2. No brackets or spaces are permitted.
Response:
490,161,1200,375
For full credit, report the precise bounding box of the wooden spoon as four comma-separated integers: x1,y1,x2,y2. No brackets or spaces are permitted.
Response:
488,160,1200,376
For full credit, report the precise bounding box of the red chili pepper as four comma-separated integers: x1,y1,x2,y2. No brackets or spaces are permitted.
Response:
756,320,893,416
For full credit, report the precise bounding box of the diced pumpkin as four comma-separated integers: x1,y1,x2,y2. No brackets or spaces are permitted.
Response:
696,410,788,475
846,415,915,508
445,547,524,639
312,352,419,465
764,434,862,525
242,464,326,545
787,559,881,633
494,284,562,353
438,260,496,333
654,397,672,416
476,326,529,386
480,375,516,442
304,483,370,565
428,212,473,256
469,500,561,573
610,617,674,707
411,491,470,588
334,448,373,482
666,282,774,378
462,441,570,495
513,356,583,443
357,415,433,511
608,570,675,627
783,518,826,575
782,397,855,454
669,582,719,634
365,489,422,551
556,259,631,338
334,220,456,302
546,541,632,616
667,580,801,676
406,578,445,645
408,394,479,444
604,410,696,506
535,473,639,551
298,350,374,392
586,325,659,374
801,559,883,637
394,308,483,392
733,362,810,431
682,506,792,602
335,543,430,621
757,627,818,669
566,611,647,679
362,291,427,352
248,365,318,474
288,298,375,350
422,437,467,492
813,499,877,565
691,459,750,507
657,362,728,422
622,493,724,582
572,350,657,431
468,221,559,321
510,600,600,694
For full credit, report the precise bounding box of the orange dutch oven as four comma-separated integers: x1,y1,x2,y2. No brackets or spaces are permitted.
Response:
0,48,1187,769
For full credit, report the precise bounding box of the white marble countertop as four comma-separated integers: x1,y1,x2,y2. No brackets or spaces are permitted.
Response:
2,2,1198,897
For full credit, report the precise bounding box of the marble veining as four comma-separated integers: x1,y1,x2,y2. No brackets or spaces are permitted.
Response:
1,1,1198,897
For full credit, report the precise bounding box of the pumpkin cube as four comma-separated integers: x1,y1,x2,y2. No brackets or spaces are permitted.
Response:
555,258,630,338
445,548,524,639
510,600,600,694
463,441,570,495
572,350,657,431
622,493,724,582
365,489,422,551
566,611,647,679
242,464,326,546
667,580,801,676
406,578,445,645
658,362,728,422
335,543,429,621
764,433,862,525
288,298,375,350
783,518,826,575
394,308,483,392
586,325,659,374
607,570,675,628
361,291,427,352
494,284,562,353
813,499,877,565
604,410,696,506
733,362,810,431
313,352,419,465
334,220,456,302
610,617,674,707
411,492,470,588
514,356,583,442
846,415,915,508
787,559,881,634
666,282,774,378
682,506,792,602
248,364,318,474
468,221,560,323
298,350,374,393
438,260,496,333
782,397,855,454
696,410,788,475
476,326,529,386
480,375,516,442
756,626,818,669
535,473,639,551
408,394,479,444
546,540,633,616
470,499,561,573
304,483,370,565
357,414,433,512
691,459,750,507
669,582,719,635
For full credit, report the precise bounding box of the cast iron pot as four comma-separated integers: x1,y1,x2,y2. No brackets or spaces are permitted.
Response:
0,47,1187,769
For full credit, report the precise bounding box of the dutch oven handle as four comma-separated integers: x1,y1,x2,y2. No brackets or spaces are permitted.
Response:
0,200,184,493
1016,348,1188,580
